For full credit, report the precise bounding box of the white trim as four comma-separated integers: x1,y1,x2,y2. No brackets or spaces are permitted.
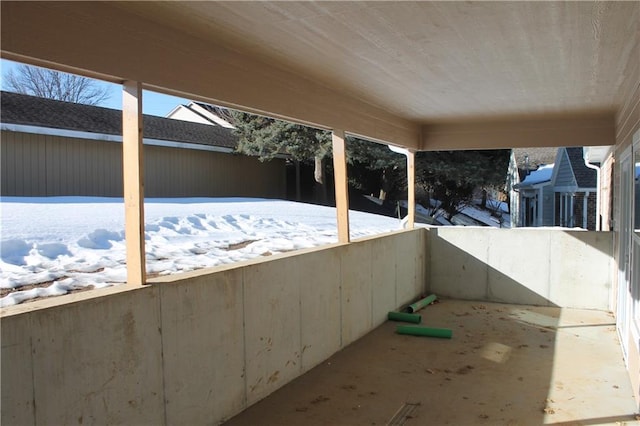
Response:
1,123,235,153
584,145,614,163
166,104,216,125
583,191,589,229
632,129,640,346
190,102,235,129
583,148,601,231
165,104,186,118
2,123,122,142
537,187,543,226
513,179,553,190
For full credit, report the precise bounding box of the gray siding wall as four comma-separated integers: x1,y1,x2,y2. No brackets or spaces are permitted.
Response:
1,131,286,199
542,185,555,226
554,149,577,188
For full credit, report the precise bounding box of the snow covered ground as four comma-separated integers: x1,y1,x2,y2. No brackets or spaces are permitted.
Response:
1,197,402,307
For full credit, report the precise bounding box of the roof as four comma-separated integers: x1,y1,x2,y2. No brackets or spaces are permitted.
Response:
518,163,555,187
512,148,558,169
192,102,235,128
514,147,597,189
565,147,597,188
0,91,237,149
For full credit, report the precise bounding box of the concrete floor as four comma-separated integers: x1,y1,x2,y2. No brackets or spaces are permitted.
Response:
225,299,639,426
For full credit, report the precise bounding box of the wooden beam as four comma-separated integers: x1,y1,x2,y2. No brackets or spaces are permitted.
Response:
332,130,350,243
122,81,146,285
421,112,616,150
407,150,416,229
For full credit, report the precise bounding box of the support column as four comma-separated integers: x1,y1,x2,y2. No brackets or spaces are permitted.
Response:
583,191,589,229
122,81,146,285
332,129,350,243
407,150,416,229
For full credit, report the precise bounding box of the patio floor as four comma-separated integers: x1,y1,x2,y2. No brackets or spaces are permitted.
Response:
225,299,638,426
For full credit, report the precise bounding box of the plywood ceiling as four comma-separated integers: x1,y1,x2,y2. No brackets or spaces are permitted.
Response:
117,1,638,122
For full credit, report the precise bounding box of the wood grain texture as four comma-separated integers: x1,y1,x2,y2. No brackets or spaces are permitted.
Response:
332,130,350,243
122,81,146,286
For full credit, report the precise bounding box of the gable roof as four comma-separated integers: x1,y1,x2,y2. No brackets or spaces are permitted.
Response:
191,102,235,128
0,91,237,149
514,147,597,190
165,101,235,128
565,147,597,188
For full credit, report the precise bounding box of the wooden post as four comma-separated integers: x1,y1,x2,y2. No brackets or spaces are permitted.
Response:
407,150,416,229
332,129,350,243
122,81,146,285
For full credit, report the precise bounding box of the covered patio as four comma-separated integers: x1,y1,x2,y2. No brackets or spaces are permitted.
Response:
226,299,636,426
1,2,639,425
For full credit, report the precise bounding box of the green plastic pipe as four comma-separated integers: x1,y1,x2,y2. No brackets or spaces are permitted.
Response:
396,325,452,339
387,311,422,324
407,294,437,313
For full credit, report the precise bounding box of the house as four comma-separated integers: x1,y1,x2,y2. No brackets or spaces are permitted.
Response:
1,2,639,424
507,147,558,227
1,91,286,198
166,101,235,128
509,147,598,230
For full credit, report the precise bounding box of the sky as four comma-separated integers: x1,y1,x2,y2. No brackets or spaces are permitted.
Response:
1,58,191,117
0,197,404,307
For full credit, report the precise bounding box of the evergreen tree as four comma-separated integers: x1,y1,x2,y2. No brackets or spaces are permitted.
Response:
225,109,407,205
346,138,406,201
228,111,333,203
416,150,509,220
220,106,508,220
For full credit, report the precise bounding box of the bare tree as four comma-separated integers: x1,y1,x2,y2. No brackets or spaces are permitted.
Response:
3,64,110,106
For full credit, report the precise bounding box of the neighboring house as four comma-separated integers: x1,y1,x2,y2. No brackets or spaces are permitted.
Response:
166,101,235,128
507,147,558,227
509,147,598,230
0,91,285,198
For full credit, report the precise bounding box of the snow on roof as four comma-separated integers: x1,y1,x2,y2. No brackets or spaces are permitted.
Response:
519,163,554,186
